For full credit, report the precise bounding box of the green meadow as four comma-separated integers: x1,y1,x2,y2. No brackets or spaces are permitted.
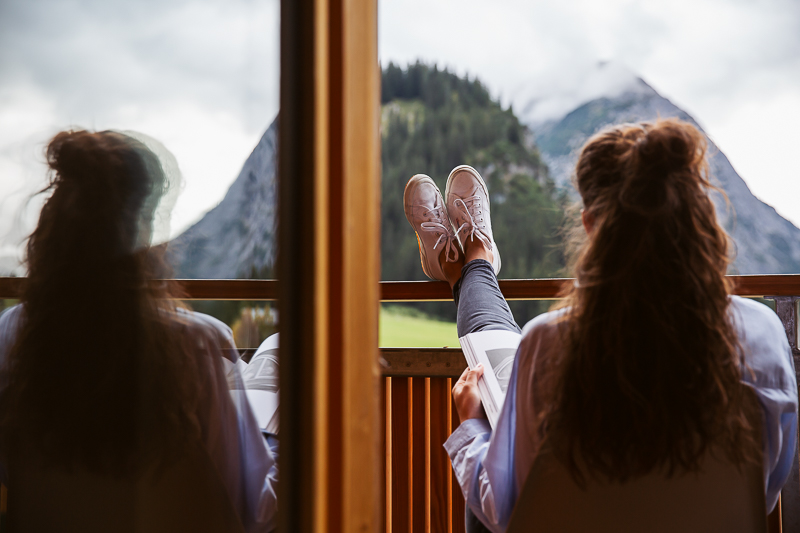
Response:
379,305,460,348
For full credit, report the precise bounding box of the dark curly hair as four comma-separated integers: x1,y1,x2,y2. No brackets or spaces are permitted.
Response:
0,130,203,476
549,118,760,482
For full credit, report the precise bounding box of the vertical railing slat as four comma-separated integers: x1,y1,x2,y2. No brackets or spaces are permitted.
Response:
412,377,427,532
383,377,391,533
451,396,466,532
424,378,431,533
767,496,781,533
429,377,453,533
390,377,411,533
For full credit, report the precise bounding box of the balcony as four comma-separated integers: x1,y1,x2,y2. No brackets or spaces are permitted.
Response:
2,274,796,531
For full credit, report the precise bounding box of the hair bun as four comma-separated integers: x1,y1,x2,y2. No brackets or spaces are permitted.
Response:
612,119,710,216
636,119,704,174
46,130,103,184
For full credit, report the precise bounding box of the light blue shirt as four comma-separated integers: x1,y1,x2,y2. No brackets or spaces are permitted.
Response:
0,304,278,533
445,296,798,531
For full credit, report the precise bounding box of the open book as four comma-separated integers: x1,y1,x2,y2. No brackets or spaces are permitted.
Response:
459,330,522,428
234,333,280,434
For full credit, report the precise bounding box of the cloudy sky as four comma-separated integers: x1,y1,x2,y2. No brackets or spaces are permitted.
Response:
380,0,800,218
0,0,280,265
0,0,798,270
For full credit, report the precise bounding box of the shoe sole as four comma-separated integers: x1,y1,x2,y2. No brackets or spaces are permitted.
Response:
444,165,501,274
404,174,445,281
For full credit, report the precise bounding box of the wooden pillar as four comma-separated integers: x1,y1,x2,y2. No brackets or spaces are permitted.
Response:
279,0,380,532
339,1,381,531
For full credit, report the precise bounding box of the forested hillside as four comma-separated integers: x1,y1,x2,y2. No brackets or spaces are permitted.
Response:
171,63,567,325
380,63,566,321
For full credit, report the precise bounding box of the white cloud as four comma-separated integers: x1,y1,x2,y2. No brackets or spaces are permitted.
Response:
0,0,280,265
1,0,798,271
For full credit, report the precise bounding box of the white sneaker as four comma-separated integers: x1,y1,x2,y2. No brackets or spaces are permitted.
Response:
403,174,460,281
445,165,501,275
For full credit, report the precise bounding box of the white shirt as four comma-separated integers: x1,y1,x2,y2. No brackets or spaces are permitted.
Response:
0,304,278,532
445,296,798,531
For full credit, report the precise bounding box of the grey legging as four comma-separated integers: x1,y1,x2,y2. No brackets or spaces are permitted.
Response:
453,259,520,337
452,259,519,532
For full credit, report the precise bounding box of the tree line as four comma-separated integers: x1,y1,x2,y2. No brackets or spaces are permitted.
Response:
380,62,567,323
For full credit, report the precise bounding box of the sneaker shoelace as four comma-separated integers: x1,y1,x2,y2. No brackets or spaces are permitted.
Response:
420,206,460,262
454,196,493,251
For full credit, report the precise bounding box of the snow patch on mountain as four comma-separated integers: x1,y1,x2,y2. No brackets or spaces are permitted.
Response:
515,62,652,126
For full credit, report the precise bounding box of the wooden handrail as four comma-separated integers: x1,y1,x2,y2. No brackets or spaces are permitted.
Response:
239,347,467,377
3,274,800,301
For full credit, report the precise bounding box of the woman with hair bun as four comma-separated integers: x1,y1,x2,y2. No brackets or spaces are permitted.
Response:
0,130,277,532
403,118,797,532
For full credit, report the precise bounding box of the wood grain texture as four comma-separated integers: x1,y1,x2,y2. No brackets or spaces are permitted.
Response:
424,379,431,533
325,0,344,525
429,378,453,533
391,377,411,533
5,274,800,300
340,0,381,530
312,0,331,526
241,348,466,377
277,0,320,530
382,377,391,533
411,378,427,532
381,349,466,378
450,396,466,533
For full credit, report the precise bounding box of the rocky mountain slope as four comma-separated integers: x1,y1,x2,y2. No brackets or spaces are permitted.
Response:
529,67,800,274
170,65,567,297
170,65,800,280
169,64,565,324
168,118,278,279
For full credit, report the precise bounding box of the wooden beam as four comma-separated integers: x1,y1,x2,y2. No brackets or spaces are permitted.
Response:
340,0,381,530
278,0,319,530
242,348,467,378
3,275,800,301
5,275,800,301
381,348,466,378
279,0,380,531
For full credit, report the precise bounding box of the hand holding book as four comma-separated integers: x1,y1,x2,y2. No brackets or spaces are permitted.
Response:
452,363,487,421
458,330,522,428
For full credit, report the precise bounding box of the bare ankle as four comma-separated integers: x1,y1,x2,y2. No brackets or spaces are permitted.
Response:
463,238,493,265
438,248,465,288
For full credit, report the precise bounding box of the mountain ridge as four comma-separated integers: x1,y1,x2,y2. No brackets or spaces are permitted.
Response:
168,64,800,281
529,72,800,274
168,118,278,279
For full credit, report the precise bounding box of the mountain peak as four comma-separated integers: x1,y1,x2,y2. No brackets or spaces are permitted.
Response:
529,78,800,275
517,61,655,126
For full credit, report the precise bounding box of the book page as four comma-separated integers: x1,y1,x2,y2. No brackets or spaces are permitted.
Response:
242,333,280,433
245,390,279,431
459,330,521,428
485,347,516,394
242,348,279,392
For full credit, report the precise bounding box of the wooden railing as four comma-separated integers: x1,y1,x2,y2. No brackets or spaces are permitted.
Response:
2,275,799,532
381,375,462,532
4,274,800,301
380,350,463,533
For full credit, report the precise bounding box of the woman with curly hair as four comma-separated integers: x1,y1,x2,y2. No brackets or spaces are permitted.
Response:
0,130,277,532
403,118,797,531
